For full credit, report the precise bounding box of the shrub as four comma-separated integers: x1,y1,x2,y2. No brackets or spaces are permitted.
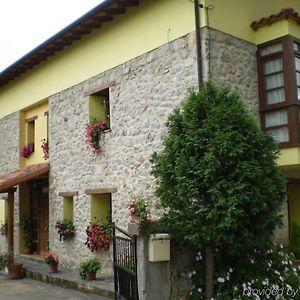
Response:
288,221,300,259
188,243,300,299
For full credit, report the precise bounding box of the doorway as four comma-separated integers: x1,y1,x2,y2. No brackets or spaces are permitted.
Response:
29,178,49,255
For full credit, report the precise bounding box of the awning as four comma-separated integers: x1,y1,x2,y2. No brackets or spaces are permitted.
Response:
0,163,49,193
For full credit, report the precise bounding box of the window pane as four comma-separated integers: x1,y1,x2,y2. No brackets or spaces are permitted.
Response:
260,43,283,56
298,88,300,101
267,127,289,143
296,72,300,86
263,58,283,75
266,88,285,105
265,73,284,90
295,57,300,71
294,42,299,52
265,109,288,128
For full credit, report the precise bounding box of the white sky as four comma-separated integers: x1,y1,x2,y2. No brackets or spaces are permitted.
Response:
0,0,104,72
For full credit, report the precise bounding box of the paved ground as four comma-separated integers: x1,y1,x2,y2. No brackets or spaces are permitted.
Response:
0,274,112,300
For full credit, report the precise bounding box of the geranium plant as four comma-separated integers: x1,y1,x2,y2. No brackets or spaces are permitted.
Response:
41,138,49,160
20,143,34,158
55,219,75,241
129,197,152,235
44,252,59,265
0,221,8,236
85,219,111,253
85,119,108,154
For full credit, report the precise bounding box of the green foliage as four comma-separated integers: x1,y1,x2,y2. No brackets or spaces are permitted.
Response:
55,219,75,241
0,254,14,270
19,216,33,247
79,257,102,279
129,196,152,236
151,82,287,297
289,221,300,259
151,82,286,255
188,243,300,299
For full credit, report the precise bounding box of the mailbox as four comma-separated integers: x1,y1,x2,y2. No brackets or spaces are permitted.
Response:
148,233,170,262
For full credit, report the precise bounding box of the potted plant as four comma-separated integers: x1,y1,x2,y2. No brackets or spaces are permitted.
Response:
0,254,23,279
19,216,34,254
0,221,8,236
45,252,59,273
55,219,75,241
79,257,101,280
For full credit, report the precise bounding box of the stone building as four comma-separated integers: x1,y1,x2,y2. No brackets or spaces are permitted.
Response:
0,0,300,298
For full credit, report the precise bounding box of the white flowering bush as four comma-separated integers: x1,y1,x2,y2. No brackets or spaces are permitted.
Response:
188,243,300,300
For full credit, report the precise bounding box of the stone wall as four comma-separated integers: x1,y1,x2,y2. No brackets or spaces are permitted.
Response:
47,28,260,279
202,27,259,118
0,112,20,174
0,26,261,293
0,112,20,256
48,32,198,274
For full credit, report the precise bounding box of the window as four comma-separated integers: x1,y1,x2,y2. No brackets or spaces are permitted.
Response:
89,88,110,129
58,192,77,221
85,188,116,224
258,35,300,145
25,116,37,146
63,196,73,221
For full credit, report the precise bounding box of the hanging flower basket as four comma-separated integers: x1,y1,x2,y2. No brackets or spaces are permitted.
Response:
85,221,111,253
85,119,108,154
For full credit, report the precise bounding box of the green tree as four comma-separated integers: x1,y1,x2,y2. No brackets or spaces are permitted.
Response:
151,82,286,298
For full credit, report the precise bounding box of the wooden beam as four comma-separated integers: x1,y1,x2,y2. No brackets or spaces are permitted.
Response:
84,81,115,96
25,115,38,123
58,191,78,197
7,189,16,255
116,0,139,7
85,187,117,195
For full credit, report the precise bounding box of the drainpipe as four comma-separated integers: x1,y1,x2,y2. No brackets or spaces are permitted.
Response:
194,0,203,91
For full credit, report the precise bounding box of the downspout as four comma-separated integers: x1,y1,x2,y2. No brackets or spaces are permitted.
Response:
194,4,214,299
194,0,203,91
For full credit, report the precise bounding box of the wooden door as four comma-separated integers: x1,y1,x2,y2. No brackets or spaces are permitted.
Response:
39,182,49,255
30,178,49,254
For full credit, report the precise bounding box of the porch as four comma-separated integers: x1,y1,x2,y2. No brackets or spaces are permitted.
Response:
1,255,114,299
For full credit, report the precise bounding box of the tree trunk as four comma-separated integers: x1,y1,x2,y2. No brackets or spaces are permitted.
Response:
205,247,214,300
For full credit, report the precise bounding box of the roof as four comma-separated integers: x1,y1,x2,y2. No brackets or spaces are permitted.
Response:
0,0,139,87
251,8,300,31
0,163,50,193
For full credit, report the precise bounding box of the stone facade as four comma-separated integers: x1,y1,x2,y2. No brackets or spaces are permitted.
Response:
0,112,20,174
48,32,198,274
46,28,261,286
202,27,259,117
0,27,262,294
0,112,20,257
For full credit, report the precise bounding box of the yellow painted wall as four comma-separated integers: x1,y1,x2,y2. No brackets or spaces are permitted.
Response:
254,20,300,44
19,184,30,252
288,184,300,224
205,0,300,44
0,200,7,224
0,0,197,118
91,194,111,224
63,197,73,221
277,147,300,167
89,96,107,122
1,0,300,119
20,101,48,167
